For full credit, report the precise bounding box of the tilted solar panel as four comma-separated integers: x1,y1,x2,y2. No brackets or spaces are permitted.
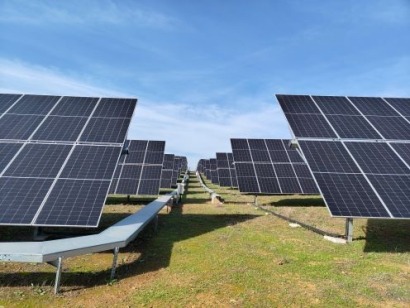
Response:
0,94,136,227
277,94,410,218
110,140,165,196
216,152,238,187
161,154,175,188
230,138,318,195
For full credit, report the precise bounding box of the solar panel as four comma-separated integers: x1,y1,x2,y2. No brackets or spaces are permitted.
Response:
160,154,175,188
0,94,136,227
277,94,410,219
230,138,319,195
215,153,238,187
209,158,219,184
110,140,165,195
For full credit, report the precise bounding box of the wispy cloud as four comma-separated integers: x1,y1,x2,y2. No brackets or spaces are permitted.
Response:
0,57,287,168
0,0,181,30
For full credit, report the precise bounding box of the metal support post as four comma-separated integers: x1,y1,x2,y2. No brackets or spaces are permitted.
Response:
345,218,353,243
54,257,63,294
110,247,120,280
127,195,130,203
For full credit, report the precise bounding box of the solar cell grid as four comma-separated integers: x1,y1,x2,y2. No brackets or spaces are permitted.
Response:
0,94,22,113
93,98,135,118
4,144,72,178
80,117,131,143
8,95,60,115
384,98,410,116
312,95,360,115
326,115,381,139
276,95,320,114
366,116,410,140
285,114,337,138
0,94,137,227
348,96,399,117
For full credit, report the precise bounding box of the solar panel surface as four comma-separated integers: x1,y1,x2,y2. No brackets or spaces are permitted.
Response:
0,94,136,227
230,138,318,195
277,94,410,218
110,140,165,196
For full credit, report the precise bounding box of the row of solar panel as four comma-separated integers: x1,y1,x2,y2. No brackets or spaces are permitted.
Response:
197,139,319,195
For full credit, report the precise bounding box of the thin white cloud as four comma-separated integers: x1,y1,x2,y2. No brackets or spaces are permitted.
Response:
0,58,288,168
0,0,181,30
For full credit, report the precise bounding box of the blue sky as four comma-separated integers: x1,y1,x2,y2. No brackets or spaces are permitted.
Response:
1,0,409,168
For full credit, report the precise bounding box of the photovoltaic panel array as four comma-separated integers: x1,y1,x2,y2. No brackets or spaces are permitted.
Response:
160,154,175,188
110,140,165,196
209,158,219,184
277,94,410,218
204,159,211,180
230,138,319,195
216,153,238,187
172,156,188,185
0,94,136,227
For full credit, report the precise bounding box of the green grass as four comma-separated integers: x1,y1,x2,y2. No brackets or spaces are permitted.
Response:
0,172,409,307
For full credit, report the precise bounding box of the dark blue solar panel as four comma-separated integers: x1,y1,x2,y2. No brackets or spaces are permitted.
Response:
162,154,175,170
231,139,249,150
147,141,165,151
293,164,312,178
119,165,142,179
8,95,60,115
274,164,296,178
138,179,161,195
348,97,399,116
314,173,389,217
32,116,87,141
258,178,281,194
144,152,164,164
51,96,98,117
218,169,231,178
285,114,337,138
115,179,139,195
236,177,259,193
346,142,408,174
298,178,319,194
0,94,22,113
142,166,162,179
268,150,290,163
0,114,44,139
80,117,131,143
312,96,360,115
232,149,252,162
367,175,410,218
265,139,286,151
93,98,136,118
326,115,381,139
0,143,22,172
125,151,145,164
390,143,410,165
276,95,320,114
278,178,301,194
248,139,267,150
287,151,304,163
235,163,256,177
366,116,410,140
251,149,270,162
0,178,53,224
218,178,232,187
298,141,360,173
384,98,410,116
254,163,276,177
35,179,110,226
4,144,71,178
109,179,118,194
160,170,174,188
128,140,148,151
61,146,121,179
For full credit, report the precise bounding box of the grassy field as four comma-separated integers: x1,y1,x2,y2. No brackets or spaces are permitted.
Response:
0,172,409,307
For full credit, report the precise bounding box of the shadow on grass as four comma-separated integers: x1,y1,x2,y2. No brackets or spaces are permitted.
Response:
362,219,410,253
269,197,325,207
0,208,259,291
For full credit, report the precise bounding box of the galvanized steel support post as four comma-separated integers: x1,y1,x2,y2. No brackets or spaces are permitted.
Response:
110,247,120,280
345,218,353,243
54,257,63,294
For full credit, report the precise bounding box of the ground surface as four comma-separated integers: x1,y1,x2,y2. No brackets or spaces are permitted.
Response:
0,173,409,307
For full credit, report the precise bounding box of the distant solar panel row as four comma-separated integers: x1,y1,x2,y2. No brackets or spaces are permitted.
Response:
0,94,136,227
216,153,238,187
172,156,188,185
277,94,410,218
110,140,165,196
160,154,175,188
230,138,319,195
